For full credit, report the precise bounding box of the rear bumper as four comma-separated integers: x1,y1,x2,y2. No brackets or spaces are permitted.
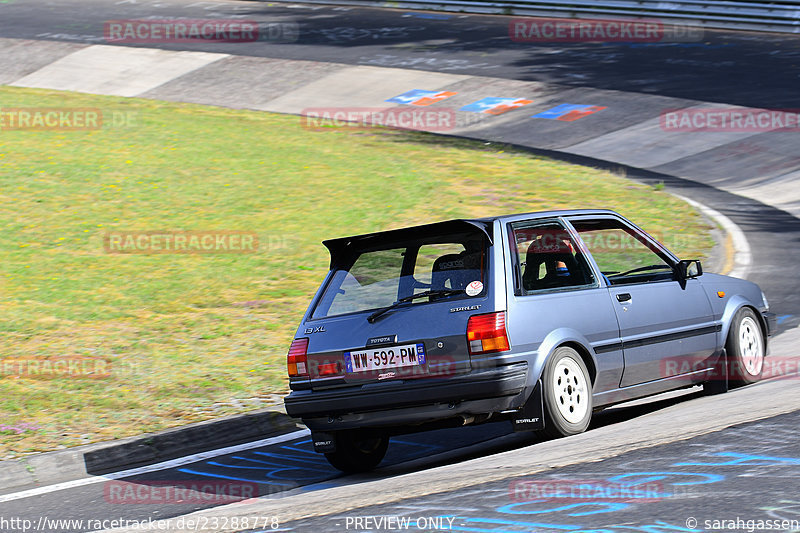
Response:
284,362,528,422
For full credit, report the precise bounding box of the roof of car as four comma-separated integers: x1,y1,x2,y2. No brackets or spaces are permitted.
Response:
322,209,623,260
471,208,620,224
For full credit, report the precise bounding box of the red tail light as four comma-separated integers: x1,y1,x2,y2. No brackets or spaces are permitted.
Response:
467,312,510,355
317,361,340,376
287,338,309,377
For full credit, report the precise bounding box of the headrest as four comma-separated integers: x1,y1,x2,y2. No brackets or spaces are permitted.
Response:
432,253,466,272
526,234,574,259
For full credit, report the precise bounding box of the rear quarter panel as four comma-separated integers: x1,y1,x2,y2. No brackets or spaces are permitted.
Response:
700,272,769,343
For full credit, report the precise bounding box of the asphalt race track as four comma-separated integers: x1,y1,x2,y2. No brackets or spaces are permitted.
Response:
4,387,799,532
0,1,799,531
279,410,800,533
3,0,800,108
0,422,523,531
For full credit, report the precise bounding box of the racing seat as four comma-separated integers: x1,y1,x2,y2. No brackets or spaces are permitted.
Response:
431,252,479,292
522,238,591,291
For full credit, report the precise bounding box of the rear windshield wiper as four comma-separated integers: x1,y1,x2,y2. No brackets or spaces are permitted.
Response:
367,289,463,323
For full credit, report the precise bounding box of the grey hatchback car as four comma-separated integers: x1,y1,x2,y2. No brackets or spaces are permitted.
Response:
283,209,776,472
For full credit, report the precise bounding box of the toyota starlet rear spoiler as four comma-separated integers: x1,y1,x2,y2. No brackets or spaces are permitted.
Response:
322,219,494,270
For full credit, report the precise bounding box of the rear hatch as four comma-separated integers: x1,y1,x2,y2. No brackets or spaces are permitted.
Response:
295,220,496,390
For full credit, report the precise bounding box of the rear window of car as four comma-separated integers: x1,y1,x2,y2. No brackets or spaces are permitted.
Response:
311,231,489,319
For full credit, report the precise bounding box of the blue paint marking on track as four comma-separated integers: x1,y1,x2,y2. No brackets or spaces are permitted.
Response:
777,314,792,324
299,482,339,492
173,436,335,488
673,452,800,467
451,517,580,532
205,459,284,469
170,434,452,498
533,104,592,119
280,439,317,451
204,460,330,481
175,468,294,487
460,97,530,114
386,89,439,104
605,472,724,486
223,455,331,473
251,451,328,464
532,103,606,121
496,501,628,516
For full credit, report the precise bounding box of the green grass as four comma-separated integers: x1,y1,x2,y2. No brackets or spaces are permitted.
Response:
0,86,713,457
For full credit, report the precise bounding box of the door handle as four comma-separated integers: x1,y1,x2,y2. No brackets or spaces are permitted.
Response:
616,293,632,303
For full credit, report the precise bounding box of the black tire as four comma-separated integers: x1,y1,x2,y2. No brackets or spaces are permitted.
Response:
324,429,389,473
726,307,765,387
540,346,593,439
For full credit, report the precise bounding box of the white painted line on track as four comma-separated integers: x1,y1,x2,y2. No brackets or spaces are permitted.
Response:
0,429,309,503
674,193,752,279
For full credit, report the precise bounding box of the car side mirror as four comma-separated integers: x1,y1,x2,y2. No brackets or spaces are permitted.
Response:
676,259,703,280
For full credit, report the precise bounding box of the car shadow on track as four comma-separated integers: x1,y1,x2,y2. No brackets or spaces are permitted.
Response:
109,386,705,511
366,386,706,479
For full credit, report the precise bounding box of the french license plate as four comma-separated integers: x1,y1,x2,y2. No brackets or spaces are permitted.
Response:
344,343,426,373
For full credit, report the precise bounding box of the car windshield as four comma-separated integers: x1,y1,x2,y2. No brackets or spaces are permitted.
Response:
311,230,488,319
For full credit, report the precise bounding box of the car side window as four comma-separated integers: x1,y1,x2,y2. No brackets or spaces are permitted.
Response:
509,220,595,295
569,218,674,286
